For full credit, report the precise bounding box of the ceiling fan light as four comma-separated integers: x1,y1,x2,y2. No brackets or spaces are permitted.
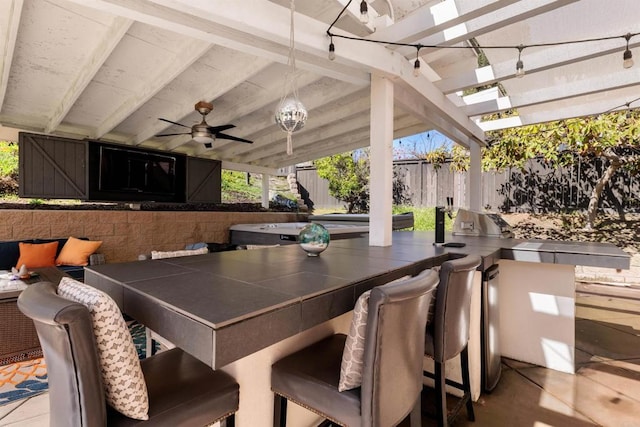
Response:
193,134,213,144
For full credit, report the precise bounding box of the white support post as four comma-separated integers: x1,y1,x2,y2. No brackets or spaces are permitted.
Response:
261,174,270,209
369,74,394,246
468,141,482,211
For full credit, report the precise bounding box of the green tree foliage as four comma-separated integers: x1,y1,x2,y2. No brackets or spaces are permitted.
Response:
0,141,19,196
394,131,470,172
484,111,640,229
314,150,410,213
314,152,369,213
221,170,261,202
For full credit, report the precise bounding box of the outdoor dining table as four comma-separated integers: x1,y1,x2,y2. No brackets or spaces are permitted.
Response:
85,235,454,369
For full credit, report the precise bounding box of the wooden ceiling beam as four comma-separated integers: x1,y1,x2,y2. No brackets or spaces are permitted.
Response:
464,67,640,117
370,0,520,45
136,56,274,148
215,89,372,160
257,114,418,168
0,0,23,113
438,39,640,95
99,38,211,140
205,79,368,157
46,17,133,135
393,0,578,59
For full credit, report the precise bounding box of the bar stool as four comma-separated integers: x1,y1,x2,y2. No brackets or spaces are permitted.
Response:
424,255,482,427
18,281,239,426
271,268,439,427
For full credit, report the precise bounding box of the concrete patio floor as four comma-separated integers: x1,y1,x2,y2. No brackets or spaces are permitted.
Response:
2,291,640,426
414,291,640,427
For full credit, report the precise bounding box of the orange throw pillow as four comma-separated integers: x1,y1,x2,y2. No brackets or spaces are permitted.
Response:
56,237,103,267
16,241,59,269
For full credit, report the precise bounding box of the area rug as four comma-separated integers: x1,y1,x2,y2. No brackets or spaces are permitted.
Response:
0,357,48,405
0,322,153,406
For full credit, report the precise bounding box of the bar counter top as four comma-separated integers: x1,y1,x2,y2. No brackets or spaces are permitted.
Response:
84,231,629,369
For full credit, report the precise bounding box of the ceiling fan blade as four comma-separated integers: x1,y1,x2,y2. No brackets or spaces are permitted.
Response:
216,133,253,144
155,132,191,137
158,118,191,129
208,124,235,133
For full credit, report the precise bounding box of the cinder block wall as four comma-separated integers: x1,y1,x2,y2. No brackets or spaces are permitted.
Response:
575,253,640,286
0,210,304,263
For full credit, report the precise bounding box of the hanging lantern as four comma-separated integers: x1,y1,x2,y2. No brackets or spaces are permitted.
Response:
276,0,308,156
275,97,307,155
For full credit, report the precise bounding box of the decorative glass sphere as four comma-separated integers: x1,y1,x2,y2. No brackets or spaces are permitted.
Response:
275,98,308,133
298,223,330,256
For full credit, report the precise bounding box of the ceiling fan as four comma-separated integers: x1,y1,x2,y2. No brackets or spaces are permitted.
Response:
155,101,253,148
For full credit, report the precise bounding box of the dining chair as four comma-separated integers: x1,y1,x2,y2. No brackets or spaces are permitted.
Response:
18,281,239,427
271,268,439,427
424,255,482,427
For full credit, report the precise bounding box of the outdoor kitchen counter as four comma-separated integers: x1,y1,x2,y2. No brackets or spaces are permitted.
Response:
84,231,628,427
84,231,629,367
431,232,630,269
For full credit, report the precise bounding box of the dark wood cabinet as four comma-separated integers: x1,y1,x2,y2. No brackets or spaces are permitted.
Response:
19,132,222,204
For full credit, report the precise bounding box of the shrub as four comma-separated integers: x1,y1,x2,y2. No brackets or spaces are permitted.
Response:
0,141,18,196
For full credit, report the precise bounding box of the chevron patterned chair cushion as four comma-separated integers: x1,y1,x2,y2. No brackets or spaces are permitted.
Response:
150,247,208,259
339,274,413,392
58,277,149,420
338,289,371,392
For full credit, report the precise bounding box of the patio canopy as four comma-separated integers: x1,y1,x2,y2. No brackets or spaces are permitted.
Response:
0,0,639,175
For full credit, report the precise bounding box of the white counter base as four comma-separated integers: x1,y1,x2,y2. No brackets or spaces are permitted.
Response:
498,260,576,374
219,313,351,427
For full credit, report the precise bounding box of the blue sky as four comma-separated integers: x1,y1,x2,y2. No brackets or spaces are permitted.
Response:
393,130,453,160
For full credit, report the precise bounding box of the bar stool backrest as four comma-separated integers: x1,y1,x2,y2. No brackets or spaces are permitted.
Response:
433,255,482,362
360,268,439,426
18,281,107,426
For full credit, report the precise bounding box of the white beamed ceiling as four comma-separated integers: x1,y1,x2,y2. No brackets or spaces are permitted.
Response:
0,0,638,173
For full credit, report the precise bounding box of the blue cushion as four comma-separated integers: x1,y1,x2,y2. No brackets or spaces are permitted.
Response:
0,241,20,270
185,242,207,250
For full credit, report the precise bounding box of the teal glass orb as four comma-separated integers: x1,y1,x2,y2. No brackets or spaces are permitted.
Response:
298,223,330,256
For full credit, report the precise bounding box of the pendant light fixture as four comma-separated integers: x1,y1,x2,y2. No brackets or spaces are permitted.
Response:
515,44,525,78
359,0,369,24
275,0,308,156
623,33,634,69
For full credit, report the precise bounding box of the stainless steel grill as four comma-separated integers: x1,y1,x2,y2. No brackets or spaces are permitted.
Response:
452,209,514,238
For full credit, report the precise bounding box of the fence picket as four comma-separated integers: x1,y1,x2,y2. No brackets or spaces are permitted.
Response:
296,157,640,213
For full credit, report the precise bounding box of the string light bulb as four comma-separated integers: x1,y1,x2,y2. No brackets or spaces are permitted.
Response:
359,0,369,24
623,33,634,69
413,47,421,77
515,44,525,78
328,40,336,61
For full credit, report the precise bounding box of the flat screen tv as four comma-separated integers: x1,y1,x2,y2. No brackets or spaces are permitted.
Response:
88,142,186,202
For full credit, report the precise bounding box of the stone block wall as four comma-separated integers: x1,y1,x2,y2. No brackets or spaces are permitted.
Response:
0,210,304,264
575,253,640,286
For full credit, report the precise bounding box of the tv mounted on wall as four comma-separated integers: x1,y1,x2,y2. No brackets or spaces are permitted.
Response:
88,141,186,202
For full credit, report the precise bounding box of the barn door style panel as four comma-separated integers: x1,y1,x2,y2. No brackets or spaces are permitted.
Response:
186,157,221,203
19,133,88,199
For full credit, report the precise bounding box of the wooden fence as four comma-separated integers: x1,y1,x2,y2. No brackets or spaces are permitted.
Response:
296,157,640,213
